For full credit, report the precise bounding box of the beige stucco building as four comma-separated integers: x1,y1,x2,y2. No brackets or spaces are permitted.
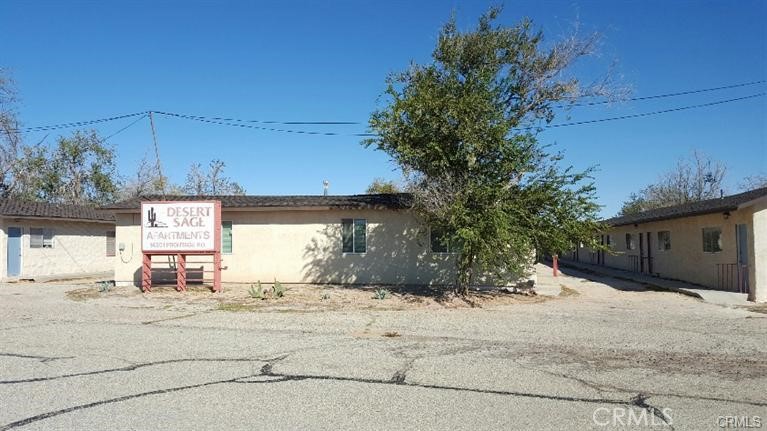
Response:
566,187,767,303
1,200,116,281
105,194,534,288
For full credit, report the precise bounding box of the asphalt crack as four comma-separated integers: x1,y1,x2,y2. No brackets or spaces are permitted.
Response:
631,393,675,430
2,353,764,430
389,359,413,384
0,353,73,363
0,373,260,431
0,356,284,384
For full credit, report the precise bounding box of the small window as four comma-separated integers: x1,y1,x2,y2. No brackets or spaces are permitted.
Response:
30,228,54,248
605,235,612,247
430,227,459,253
702,227,722,253
341,219,366,253
106,231,116,256
625,233,635,250
222,221,233,254
657,231,671,251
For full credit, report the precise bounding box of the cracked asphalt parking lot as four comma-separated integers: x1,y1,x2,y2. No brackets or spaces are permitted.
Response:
1,265,765,430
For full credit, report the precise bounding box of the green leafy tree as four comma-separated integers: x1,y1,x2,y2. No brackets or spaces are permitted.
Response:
365,8,606,294
0,71,119,205
618,193,647,216
38,130,119,205
366,178,400,194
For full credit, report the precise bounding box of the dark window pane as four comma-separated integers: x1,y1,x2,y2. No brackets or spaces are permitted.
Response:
341,219,354,253
353,219,366,253
657,231,671,251
430,228,448,253
703,227,722,252
106,231,116,256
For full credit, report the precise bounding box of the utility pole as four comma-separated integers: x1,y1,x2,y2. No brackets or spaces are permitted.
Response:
148,111,167,197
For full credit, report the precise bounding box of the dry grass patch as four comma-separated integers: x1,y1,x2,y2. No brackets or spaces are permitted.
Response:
65,287,103,302
746,303,767,315
65,281,550,312
559,285,580,297
211,283,549,313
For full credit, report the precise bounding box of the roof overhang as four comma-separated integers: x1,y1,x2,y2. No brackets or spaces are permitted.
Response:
111,205,406,214
0,215,115,224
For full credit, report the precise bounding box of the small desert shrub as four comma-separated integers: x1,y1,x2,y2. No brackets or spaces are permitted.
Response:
373,288,390,300
273,279,286,298
320,292,330,301
97,280,114,293
248,281,264,299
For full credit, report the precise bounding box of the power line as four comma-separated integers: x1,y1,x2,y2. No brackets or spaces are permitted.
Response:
18,112,147,133
527,92,766,131
562,79,765,108
9,80,766,136
27,114,146,149
152,111,376,137
102,114,147,141
153,112,360,125
159,93,764,135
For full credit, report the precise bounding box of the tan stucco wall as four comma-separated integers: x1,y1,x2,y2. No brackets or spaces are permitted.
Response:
115,209,535,287
1,217,115,280
750,202,767,302
566,206,764,302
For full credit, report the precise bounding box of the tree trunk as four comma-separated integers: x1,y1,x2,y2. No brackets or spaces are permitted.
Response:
455,251,475,296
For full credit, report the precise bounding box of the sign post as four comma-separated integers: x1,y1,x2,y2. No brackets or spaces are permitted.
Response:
140,201,222,293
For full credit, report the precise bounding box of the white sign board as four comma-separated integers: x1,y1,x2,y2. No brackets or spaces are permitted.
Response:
141,202,217,252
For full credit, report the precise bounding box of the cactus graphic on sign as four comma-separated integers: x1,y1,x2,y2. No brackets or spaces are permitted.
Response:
147,207,157,227
145,207,167,228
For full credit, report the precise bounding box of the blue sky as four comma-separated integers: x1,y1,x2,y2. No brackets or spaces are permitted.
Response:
2,0,765,217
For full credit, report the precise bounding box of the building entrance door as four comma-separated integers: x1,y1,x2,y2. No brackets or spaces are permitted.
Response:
736,224,750,294
7,227,21,277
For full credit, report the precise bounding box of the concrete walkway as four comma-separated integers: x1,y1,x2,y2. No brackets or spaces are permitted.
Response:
554,259,753,307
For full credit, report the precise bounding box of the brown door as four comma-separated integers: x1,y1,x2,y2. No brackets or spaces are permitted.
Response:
639,233,645,272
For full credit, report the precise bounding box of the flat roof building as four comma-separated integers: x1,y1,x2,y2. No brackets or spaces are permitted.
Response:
567,187,767,302
104,194,534,288
0,200,116,281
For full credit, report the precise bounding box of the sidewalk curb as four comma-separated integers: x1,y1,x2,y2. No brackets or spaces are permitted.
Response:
641,283,703,300
557,261,704,300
